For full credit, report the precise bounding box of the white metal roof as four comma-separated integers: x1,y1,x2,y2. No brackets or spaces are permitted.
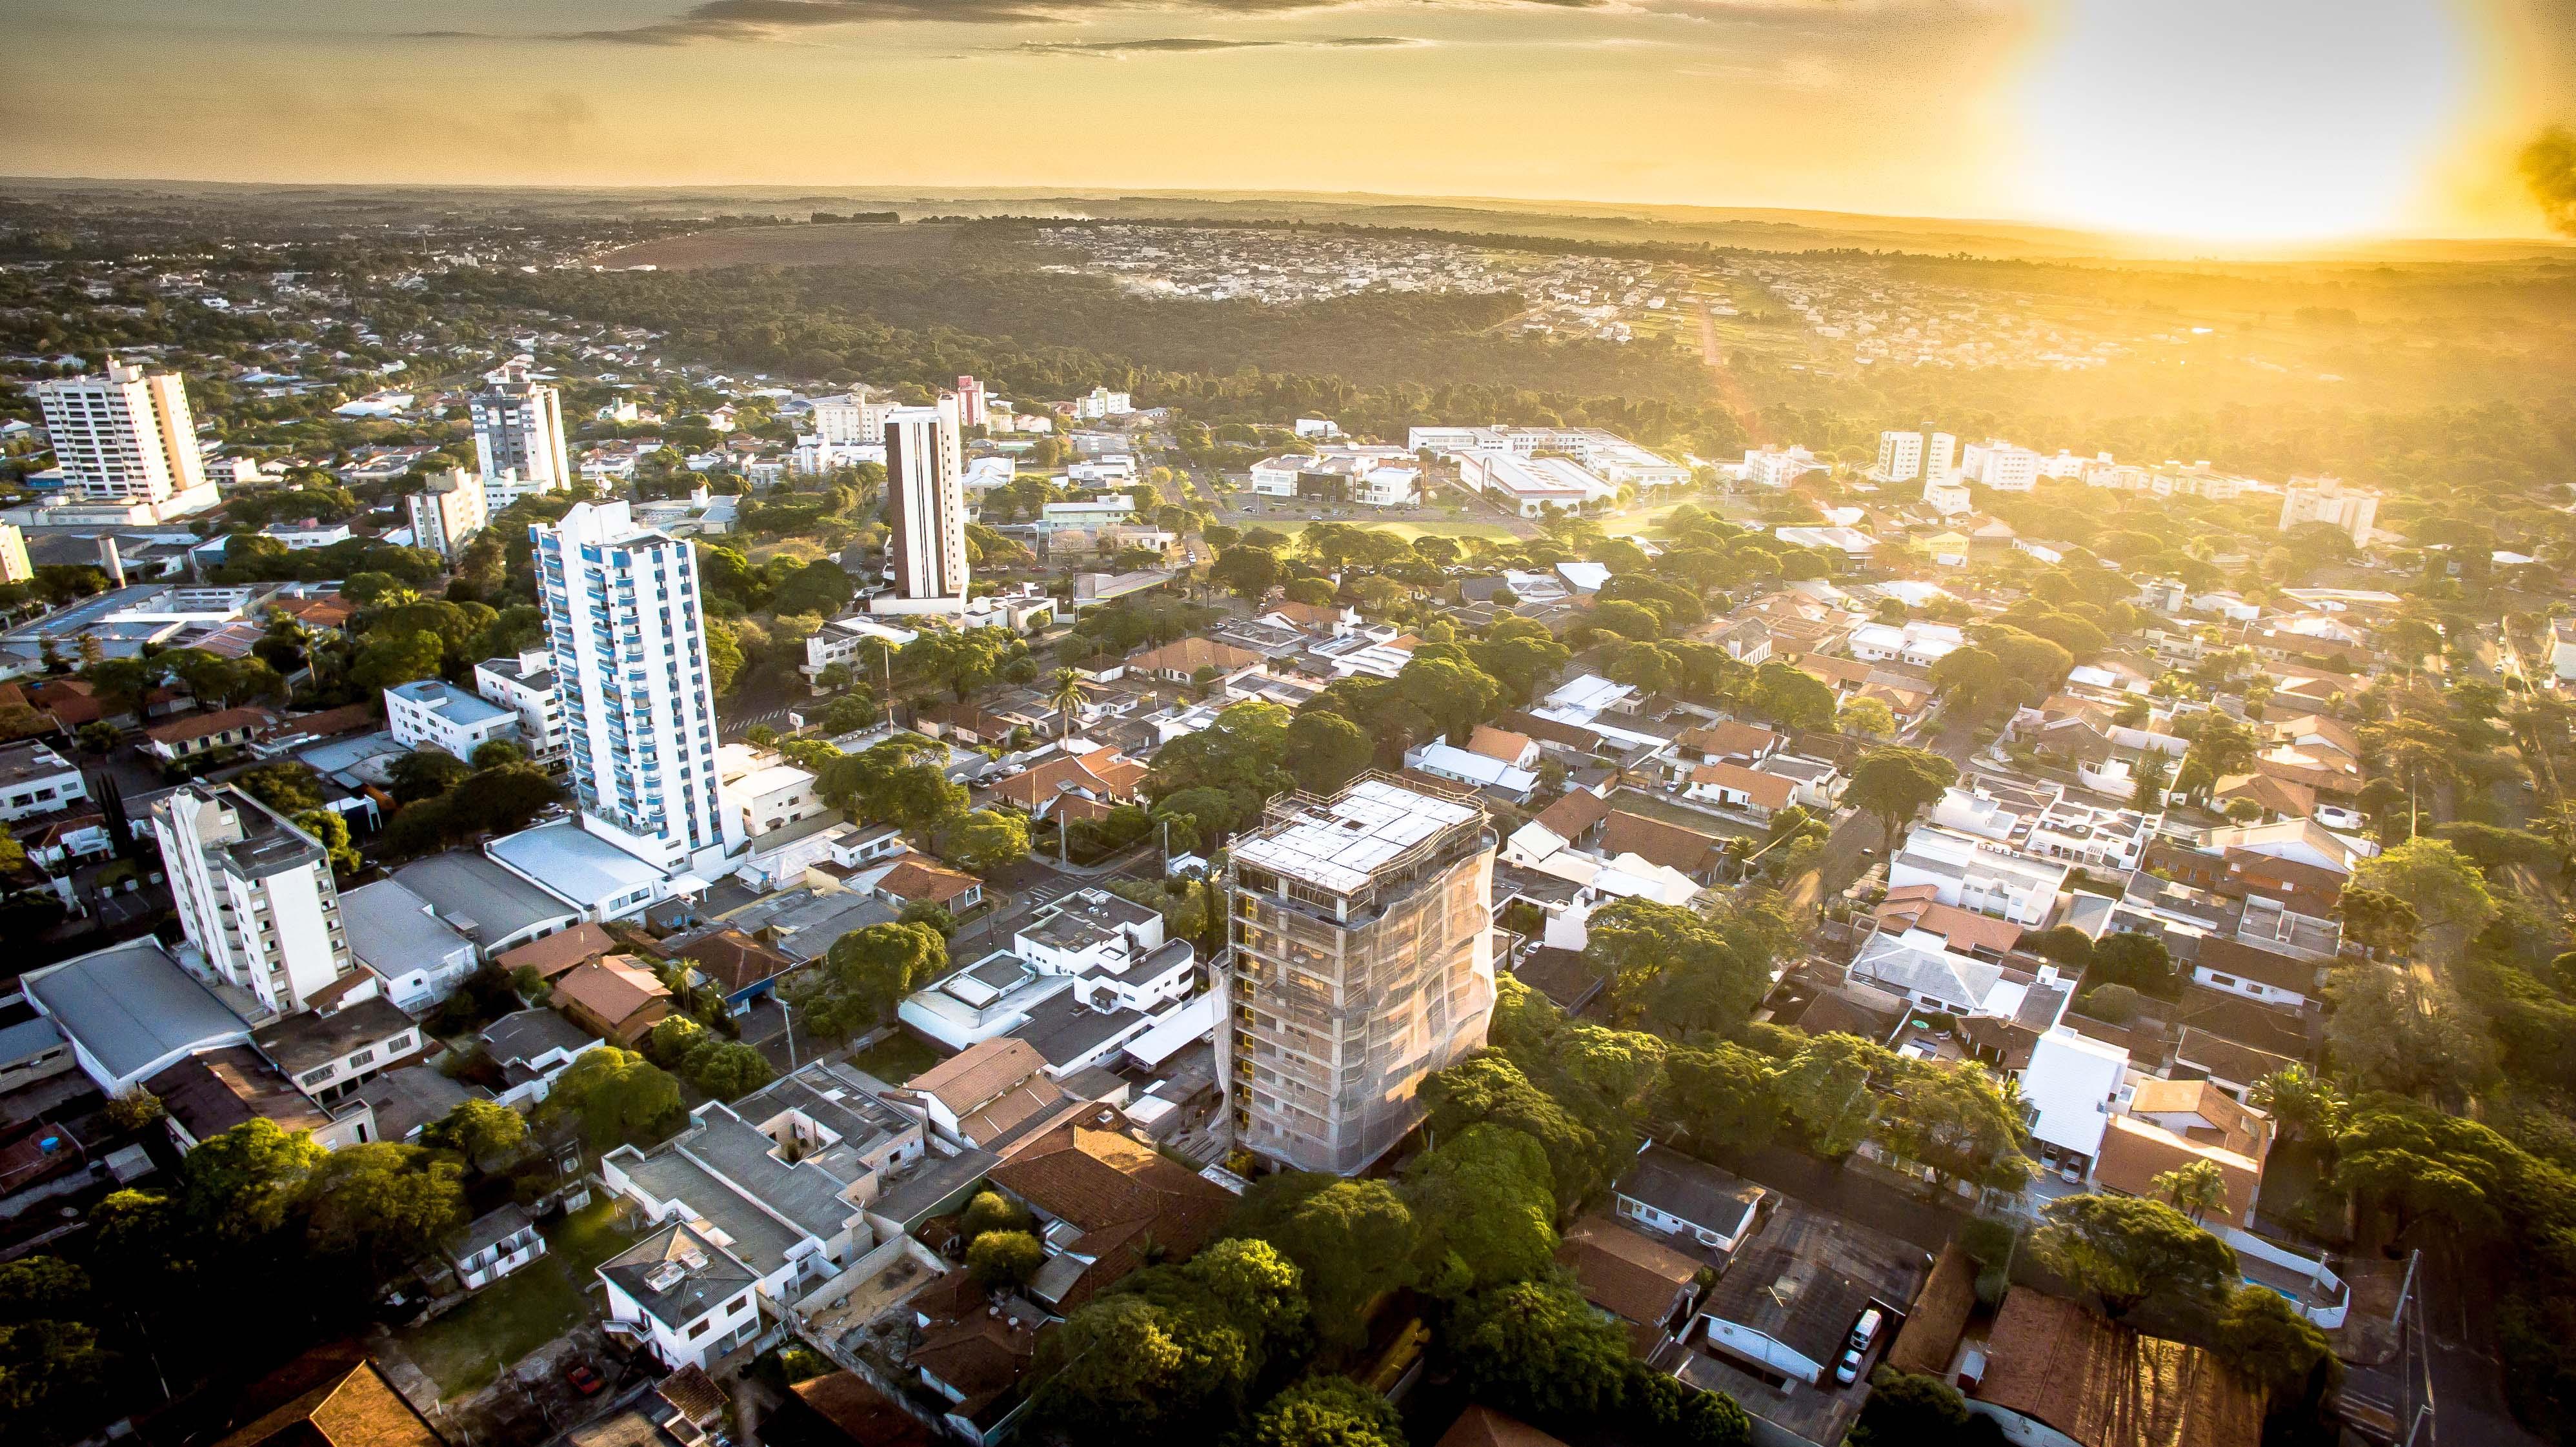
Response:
1232,778,1477,896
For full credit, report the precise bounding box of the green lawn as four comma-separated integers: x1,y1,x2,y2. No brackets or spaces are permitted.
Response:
398,1201,638,1400
848,1031,942,1084
1229,517,1520,542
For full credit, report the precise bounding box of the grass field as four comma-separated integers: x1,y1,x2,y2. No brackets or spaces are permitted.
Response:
849,1032,941,1083
1230,517,1521,542
397,1201,637,1400
601,222,963,271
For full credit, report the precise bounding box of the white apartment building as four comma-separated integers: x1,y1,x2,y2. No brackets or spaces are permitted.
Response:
2279,475,2379,547
798,616,915,692
954,375,987,428
1886,824,2069,926
475,649,569,770
35,358,219,518
534,501,740,874
1962,440,2041,491
405,467,488,560
1924,476,1973,516
0,523,30,584
872,399,971,616
1924,430,1959,484
807,391,896,447
1221,778,1497,1175
1073,387,1132,420
384,679,522,760
0,740,86,822
152,784,358,1018
469,366,570,492
1874,429,1924,483
1739,445,1820,489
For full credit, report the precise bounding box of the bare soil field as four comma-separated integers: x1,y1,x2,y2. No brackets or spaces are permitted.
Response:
601,221,963,270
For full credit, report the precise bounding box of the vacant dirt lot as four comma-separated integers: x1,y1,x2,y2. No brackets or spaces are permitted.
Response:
601,221,962,270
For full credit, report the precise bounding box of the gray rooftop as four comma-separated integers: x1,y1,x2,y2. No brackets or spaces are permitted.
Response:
0,1014,66,1066
343,1063,476,1142
251,996,416,1076
338,878,474,980
394,850,582,945
26,939,249,1084
1010,989,1150,1069
601,1221,758,1331
719,887,896,962
488,820,661,906
0,740,77,791
387,678,513,728
1616,1144,1765,1237
448,1202,536,1260
676,1108,865,1241
619,1150,806,1273
480,1007,599,1067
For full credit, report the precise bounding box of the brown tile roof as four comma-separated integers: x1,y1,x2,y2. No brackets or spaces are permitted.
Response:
1465,725,1534,764
911,1307,1043,1407
1262,599,1347,629
1676,720,1780,759
989,745,1145,811
1796,654,1875,689
1975,1290,2264,1447
2214,773,2315,819
1886,1242,1977,1377
1434,1406,1567,1447
1554,1215,1697,1340
915,700,1018,739
208,1346,443,1447
670,926,796,994
2092,1115,2262,1229
497,922,617,980
2189,937,2319,997
1597,810,1722,875
277,703,379,740
1875,896,2024,956
145,705,276,745
908,1037,1048,1114
1689,760,1796,811
1128,636,1265,675
548,956,672,1044
1531,787,1612,841
2125,1078,2270,1158
988,1124,1233,1306
656,1364,727,1426
876,858,983,906
1497,709,1600,751
787,1371,938,1447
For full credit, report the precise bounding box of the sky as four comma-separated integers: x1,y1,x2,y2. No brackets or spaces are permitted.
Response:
2,0,2571,244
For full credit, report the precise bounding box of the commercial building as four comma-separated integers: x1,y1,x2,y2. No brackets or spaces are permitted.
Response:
383,678,520,761
404,467,487,560
1220,775,1498,1175
0,523,30,584
152,784,357,1018
34,358,217,518
874,398,971,616
1458,450,1612,518
532,501,740,875
0,739,86,822
2278,474,2380,546
468,365,570,492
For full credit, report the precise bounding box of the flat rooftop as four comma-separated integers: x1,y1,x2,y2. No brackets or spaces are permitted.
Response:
1231,777,1482,896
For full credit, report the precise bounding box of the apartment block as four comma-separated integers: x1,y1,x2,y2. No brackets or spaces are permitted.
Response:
35,358,217,517
873,398,971,616
469,364,570,492
405,467,488,560
1221,775,1498,1175
152,783,357,1018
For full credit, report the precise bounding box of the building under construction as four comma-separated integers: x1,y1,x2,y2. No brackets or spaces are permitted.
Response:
1218,774,1498,1175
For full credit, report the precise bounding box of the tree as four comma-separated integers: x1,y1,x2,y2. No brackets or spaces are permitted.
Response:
469,738,525,770
234,762,323,815
2214,1282,2340,1395
75,720,120,756
1747,661,1837,731
682,1038,775,1100
541,1047,683,1152
2088,931,2178,998
2130,749,2172,808
1231,1175,1418,1350
101,1089,164,1134
1402,1124,1559,1297
1283,711,1373,796
2325,965,2497,1101
2249,1066,2346,1145
387,749,473,802
2031,1193,2237,1322
1209,545,1282,600
423,1097,527,1171
1656,1042,1782,1155
1420,1053,1606,1213
1445,1279,1635,1426
821,736,967,829
960,1190,1029,1240
348,629,446,693
1772,1033,1882,1156
1394,653,1503,744
1847,747,1959,854
1047,667,1087,741
294,809,362,876
2152,1160,2228,1222
943,807,1031,874
303,1143,468,1279
1585,898,1771,1038
181,1118,327,1239
1838,696,1897,740
2350,838,2495,951
791,922,948,1039
1848,1368,1997,1447
966,1229,1045,1288
2335,887,2420,958
1873,1058,2033,1195
1240,1377,1405,1447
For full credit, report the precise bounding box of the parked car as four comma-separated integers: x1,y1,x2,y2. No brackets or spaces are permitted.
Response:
1834,1344,1866,1385
565,1363,605,1397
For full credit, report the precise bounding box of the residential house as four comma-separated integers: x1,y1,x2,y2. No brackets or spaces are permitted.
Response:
1612,1143,1768,1257
2188,936,2322,1010
1685,760,1797,824
900,889,1197,1063
599,1221,765,1371
2020,1028,2132,1179
496,920,618,984
893,1037,1081,1152
445,1203,546,1291
1127,636,1265,684
1597,811,1726,882
337,878,478,1011
1759,754,1844,811
143,705,274,762
1556,1214,1706,1355
2091,1113,2264,1231
1407,739,1541,802
985,1120,1234,1311
1970,1291,2264,1447
1887,825,2069,925
906,1271,1049,1447
1696,1199,1933,1388
250,997,423,1105
665,925,799,1016
550,955,673,1047
0,740,86,822
874,858,986,915
202,1344,443,1447
1673,721,1782,769
479,1007,601,1107
986,742,1148,823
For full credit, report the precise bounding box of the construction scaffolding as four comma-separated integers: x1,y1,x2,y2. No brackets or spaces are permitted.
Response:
1218,774,1498,1175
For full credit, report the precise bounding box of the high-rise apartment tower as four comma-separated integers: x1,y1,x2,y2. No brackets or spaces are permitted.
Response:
470,365,570,491
1218,776,1497,1175
873,398,970,615
153,784,356,1018
532,501,739,873
36,357,212,511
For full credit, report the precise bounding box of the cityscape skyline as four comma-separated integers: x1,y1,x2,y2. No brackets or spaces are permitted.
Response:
3,0,2573,245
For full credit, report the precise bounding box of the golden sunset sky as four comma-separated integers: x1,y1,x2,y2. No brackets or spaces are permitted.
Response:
4,0,2572,243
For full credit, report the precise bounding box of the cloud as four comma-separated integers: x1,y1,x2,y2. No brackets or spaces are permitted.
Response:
2520,125,2576,238
1012,33,1425,56
412,0,1601,46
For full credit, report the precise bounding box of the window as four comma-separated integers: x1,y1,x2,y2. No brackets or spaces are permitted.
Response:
730,1293,751,1311
2208,974,2237,988
347,1048,376,1069
689,1319,710,1338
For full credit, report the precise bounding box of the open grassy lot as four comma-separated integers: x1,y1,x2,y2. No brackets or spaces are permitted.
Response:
848,1031,943,1084
396,1200,638,1400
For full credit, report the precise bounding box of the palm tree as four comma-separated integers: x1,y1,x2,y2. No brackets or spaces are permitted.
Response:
1047,668,1087,742
2151,1160,2229,1224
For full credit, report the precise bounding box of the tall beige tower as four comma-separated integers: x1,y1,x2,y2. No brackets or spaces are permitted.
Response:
1219,775,1497,1175
872,397,970,616
36,357,210,509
